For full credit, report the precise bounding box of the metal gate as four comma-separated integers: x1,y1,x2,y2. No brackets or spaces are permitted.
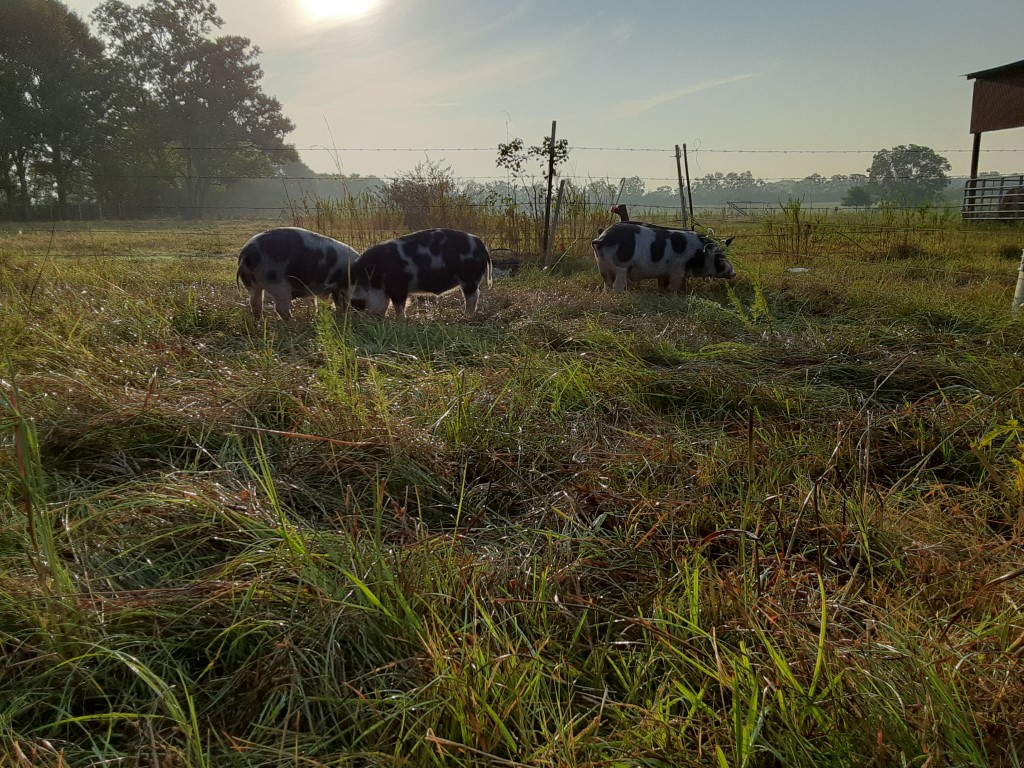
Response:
962,174,1024,220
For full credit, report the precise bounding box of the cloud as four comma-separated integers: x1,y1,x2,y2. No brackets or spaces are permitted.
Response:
610,74,759,119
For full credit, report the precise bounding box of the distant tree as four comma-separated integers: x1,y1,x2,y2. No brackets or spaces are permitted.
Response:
375,159,471,230
791,173,828,201
586,179,618,201
691,171,768,203
92,0,296,216
842,185,874,209
0,0,112,219
868,145,951,206
697,173,725,193
723,171,762,192
619,176,645,197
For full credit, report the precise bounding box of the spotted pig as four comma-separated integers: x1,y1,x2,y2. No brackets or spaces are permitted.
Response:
347,228,492,319
236,227,360,320
591,222,736,293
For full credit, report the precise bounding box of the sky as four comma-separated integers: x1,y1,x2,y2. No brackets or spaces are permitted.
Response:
62,0,1024,187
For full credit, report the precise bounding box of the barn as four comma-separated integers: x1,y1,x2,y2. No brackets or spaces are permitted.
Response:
963,59,1024,220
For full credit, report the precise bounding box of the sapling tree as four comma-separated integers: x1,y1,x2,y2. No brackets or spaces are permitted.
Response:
496,134,570,251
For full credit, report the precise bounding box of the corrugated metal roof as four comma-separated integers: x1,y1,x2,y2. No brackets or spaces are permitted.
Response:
965,59,1024,80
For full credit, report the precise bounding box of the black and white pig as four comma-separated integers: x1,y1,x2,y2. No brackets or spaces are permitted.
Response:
346,228,492,319
236,227,360,320
591,222,736,293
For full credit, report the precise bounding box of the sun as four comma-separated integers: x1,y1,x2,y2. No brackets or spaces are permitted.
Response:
301,0,376,22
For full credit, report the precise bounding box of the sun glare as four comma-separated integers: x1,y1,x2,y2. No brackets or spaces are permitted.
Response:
302,0,376,22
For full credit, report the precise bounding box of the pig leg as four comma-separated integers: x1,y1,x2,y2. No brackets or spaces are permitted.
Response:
594,257,615,290
331,287,348,316
667,271,687,293
611,268,629,293
389,300,404,320
248,287,265,320
462,281,480,317
266,285,293,320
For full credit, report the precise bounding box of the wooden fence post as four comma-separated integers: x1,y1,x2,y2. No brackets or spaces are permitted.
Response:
675,145,688,229
683,143,695,230
544,179,567,269
542,120,556,254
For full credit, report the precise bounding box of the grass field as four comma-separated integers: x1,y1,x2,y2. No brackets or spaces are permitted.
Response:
2,210,1024,767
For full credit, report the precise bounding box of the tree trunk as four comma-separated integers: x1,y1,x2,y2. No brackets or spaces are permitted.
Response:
185,153,211,219
183,155,200,219
52,144,68,220
15,152,30,221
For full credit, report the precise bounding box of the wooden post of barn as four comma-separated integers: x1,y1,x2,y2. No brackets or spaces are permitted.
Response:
542,120,557,256
675,145,689,229
544,179,567,269
965,133,983,218
970,132,982,180
683,143,695,230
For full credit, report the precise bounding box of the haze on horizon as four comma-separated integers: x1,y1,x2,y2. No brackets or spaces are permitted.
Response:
63,0,1024,185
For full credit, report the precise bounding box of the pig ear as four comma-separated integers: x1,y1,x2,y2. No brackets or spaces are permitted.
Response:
723,236,735,246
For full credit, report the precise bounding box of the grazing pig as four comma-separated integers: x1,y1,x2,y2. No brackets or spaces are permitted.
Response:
591,222,735,293
236,227,359,320
346,228,492,319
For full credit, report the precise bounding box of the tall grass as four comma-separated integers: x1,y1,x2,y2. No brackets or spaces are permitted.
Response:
1,211,1023,766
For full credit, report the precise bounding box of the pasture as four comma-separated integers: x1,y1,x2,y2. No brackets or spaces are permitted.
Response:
2,210,1024,767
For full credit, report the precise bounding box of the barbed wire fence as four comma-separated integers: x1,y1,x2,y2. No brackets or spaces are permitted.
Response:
3,144,1023,251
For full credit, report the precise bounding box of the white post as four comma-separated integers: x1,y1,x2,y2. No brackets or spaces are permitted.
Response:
1014,249,1024,311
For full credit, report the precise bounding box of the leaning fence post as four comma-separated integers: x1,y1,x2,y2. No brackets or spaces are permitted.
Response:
1013,249,1024,311
683,143,695,229
613,177,626,209
544,179,567,269
675,145,688,228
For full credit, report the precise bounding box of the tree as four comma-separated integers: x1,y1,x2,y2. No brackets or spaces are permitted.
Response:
374,159,469,230
496,136,569,184
842,185,874,209
493,135,569,205
619,176,645,198
92,0,297,216
586,179,618,201
868,145,951,206
0,0,112,219
495,135,571,249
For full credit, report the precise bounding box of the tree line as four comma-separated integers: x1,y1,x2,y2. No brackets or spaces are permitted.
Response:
0,0,296,220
